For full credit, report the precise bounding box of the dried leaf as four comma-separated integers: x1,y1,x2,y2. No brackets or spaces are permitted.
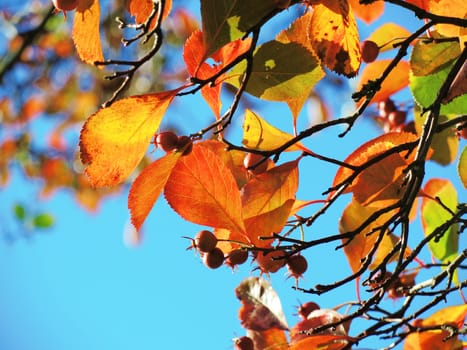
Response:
72,0,104,64
236,277,288,331
309,0,361,77
79,90,177,187
164,143,246,233
129,152,183,232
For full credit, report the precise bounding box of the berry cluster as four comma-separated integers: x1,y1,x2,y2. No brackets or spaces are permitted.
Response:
376,98,416,134
189,230,249,270
153,131,193,155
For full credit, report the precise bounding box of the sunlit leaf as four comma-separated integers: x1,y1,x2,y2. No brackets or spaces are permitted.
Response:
129,152,183,232
458,146,467,188
164,143,246,234
414,112,459,166
33,213,55,229
230,40,323,101
357,59,410,103
332,132,418,198
410,39,461,77
349,0,384,24
236,277,288,331
339,198,395,274
72,0,104,64
79,90,177,187
410,45,467,114
289,334,350,350
276,11,325,119
200,0,276,57
365,23,411,53
247,328,289,350
421,179,458,264
404,304,467,350
429,0,467,39
370,233,413,269
309,0,361,77
242,109,305,152
126,0,172,29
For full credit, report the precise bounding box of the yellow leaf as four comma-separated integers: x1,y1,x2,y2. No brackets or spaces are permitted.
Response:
80,91,177,187
309,0,361,77
365,23,411,53
349,0,384,24
72,0,104,64
242,109,305,151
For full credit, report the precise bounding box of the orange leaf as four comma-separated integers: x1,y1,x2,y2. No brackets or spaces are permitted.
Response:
365,23,411,53
128,152,183,232
309,0,361,77
247,328,289,350
183,31,251,118
349,0,384,24
339,198,396,274
79,90,177,187
72,0,104,64
357,59,410,103
404,304,467,350
289,334,350,350
164,143,246,234
126,0,172,28
332,132,418,197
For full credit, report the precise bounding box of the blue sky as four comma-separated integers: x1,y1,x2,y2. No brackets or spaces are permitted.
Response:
0,1,466,350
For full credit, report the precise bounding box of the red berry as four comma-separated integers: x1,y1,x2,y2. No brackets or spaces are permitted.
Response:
243,153,268,175
203,247,224,269
388,110,407,128
297,302,320,319
177,135,193,156
456,122,467,139
254,251,286,274
226,249,249,267
378,98,396,118
155,131,179,152
195,230,217,253
287,254,308,278
52,0,78,11
361,40,379,63
234,336,254,350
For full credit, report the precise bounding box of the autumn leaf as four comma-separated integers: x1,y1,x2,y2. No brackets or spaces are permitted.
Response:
236,277,288,331
200,0,276,57
289,335,350,350
72,0,104,64
309,0,361,77
242,109,306,152
429,0,467,41
339,198,396,274
128,152,183,232
79,90,177,187
421,179,459,265
126,0,172,29
357,59,410,103
247,328,289,350
349,0,384,24
332,132,418,203
365,23,411,53
458,146,467,188
404,304,467,350
183,30,251,118
164,143,246,234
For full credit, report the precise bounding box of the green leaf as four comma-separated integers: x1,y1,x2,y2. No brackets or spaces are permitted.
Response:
409,41,467,115
459,145,467,189
421,179,458,264
414,111,459,165
200,0,277,57
13,204,26,221
32,213,55,229
229,40,324,101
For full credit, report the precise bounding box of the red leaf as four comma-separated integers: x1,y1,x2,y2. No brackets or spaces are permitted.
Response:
164,143,246,233
126,0,172,29
129,152,183,232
